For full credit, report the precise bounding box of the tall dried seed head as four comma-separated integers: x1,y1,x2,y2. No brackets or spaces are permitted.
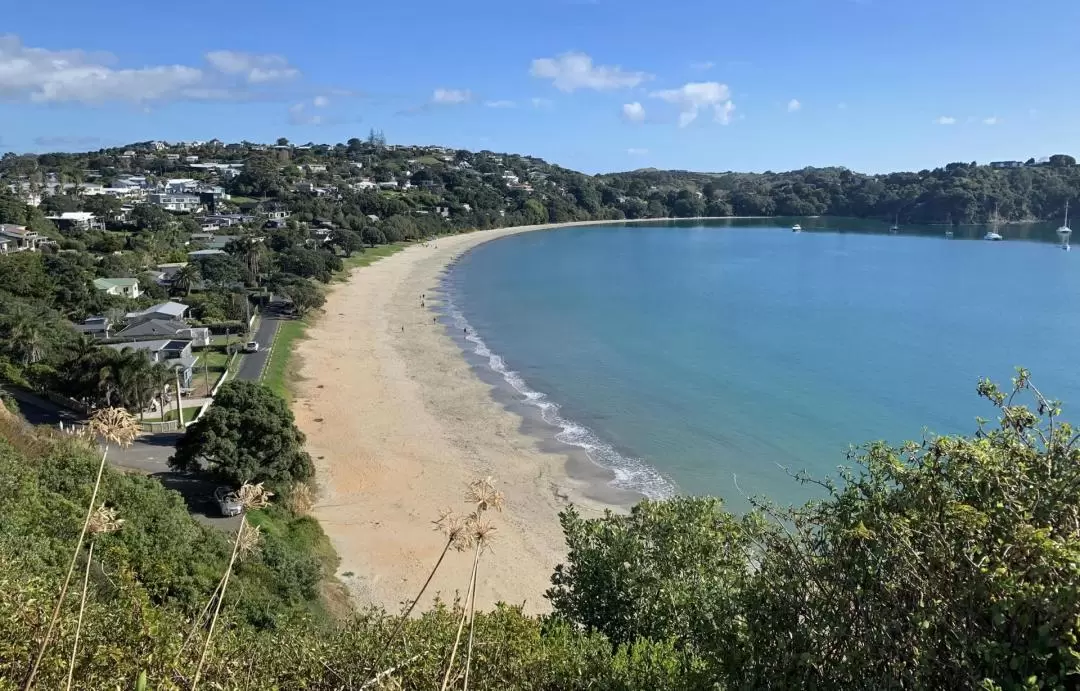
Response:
433,508,471,551
87,408,140,447
236,523,263,560
466,514,498,553
87,504,124,535
465,476,505,513
237,482,273,510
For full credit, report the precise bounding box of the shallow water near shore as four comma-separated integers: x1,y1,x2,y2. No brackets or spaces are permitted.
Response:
445,219,1080,510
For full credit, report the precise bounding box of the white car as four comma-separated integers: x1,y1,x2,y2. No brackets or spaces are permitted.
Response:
242,341,260,353
214,487,242,517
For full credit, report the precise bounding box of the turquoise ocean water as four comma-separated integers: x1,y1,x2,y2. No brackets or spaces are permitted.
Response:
444,219,1080,509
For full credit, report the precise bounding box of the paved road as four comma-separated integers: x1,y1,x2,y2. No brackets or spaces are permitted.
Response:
234,308,284,382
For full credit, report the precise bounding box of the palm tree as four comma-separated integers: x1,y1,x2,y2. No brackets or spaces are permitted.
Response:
0,305,51,366
172,263,202,297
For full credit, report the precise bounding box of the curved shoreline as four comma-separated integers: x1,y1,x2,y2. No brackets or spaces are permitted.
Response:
292,218,736,612
288,221,616,611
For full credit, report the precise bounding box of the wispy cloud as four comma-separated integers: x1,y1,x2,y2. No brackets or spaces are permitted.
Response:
787,98,801,112
983,116,999,125
935,116,957,125
622,101,646,123
312,95,330,108
530,52,650,92
0,34,310,105
33,135,101,147
627,147,649,155
650,82,735,127
484,99,516,108
531,97,553,109
837,102,848,110
205,50,300,84
690,61,715,71
432,88,472,105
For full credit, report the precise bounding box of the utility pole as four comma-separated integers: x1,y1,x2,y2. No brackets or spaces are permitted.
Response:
175,368,185,428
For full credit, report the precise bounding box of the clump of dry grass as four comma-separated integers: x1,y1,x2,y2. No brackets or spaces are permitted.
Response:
284,481,315,515
24,407,137,691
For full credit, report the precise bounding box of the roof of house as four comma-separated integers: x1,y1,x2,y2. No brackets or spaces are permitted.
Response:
125,301,188,320
187,248,227,257
53,212,96,222
0,224,34,238
93,277,139,290
117,319,188,338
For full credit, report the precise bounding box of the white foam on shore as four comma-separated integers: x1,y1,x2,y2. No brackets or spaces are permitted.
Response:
442,286,676,500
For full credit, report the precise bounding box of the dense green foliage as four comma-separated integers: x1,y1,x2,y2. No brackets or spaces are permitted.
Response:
0,412,328,628
4,372,1079,688
170,380,314,487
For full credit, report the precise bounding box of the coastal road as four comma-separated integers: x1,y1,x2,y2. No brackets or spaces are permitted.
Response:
234,306,283,382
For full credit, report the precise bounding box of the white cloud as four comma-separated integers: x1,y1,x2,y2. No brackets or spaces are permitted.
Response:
484,99,516,108
288,102,323,125
935,116,956,125
649,81,734,127
0,35,308,104
627,148,649,155
204,50,300,83
312,95,330,108
530,52,649,92
787,98,801,112
432,88,471,104
983,116,999,125
531,97,553,109
690,61,715,71
622,101,646,123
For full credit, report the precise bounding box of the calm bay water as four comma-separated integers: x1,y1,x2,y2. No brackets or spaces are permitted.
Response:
446,219,1080,508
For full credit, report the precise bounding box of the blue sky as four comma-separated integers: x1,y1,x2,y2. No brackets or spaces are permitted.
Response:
3,0,1079,174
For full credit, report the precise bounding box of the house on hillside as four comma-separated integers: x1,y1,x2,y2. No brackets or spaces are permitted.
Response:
48,211,102,231
93,277,142,299
0,225,43,252
187,248,227,258
105,340,198,389
148,193,201,212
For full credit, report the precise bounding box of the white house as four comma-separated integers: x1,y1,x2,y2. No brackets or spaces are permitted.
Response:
0,225,43,252
148,193,201,212
93,277,142,298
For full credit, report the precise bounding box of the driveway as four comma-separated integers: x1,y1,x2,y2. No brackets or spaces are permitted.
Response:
234,307,283,382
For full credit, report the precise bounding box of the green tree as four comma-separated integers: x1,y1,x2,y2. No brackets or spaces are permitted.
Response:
279,278,325,316
361,225,386,247
329,228,363,257
129,203,174,232
81,194,124,224
169,380,314,487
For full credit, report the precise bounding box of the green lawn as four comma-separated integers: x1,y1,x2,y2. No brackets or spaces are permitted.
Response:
336,243,406,280
263,318,307,398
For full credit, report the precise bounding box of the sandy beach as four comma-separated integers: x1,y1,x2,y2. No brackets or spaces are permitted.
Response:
293,221,645,613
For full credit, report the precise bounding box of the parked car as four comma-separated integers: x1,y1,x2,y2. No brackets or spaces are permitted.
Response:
242,341,260,353
214,486,242,517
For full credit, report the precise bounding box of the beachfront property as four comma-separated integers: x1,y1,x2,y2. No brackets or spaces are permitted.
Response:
105,339,198,389
93,277,142,299
116,318,211,347
0,224,44,252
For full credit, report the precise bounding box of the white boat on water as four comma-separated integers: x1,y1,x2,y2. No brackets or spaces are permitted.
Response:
890,212,899,233
1057,201,1072,250
984,230,1003,241
791,224,802,232
945,230,954,239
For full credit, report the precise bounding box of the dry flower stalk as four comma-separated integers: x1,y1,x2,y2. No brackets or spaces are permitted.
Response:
87,504,124,535
86,407,140,448
464,476,504,513
236,523,263,559
237,482,273,510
